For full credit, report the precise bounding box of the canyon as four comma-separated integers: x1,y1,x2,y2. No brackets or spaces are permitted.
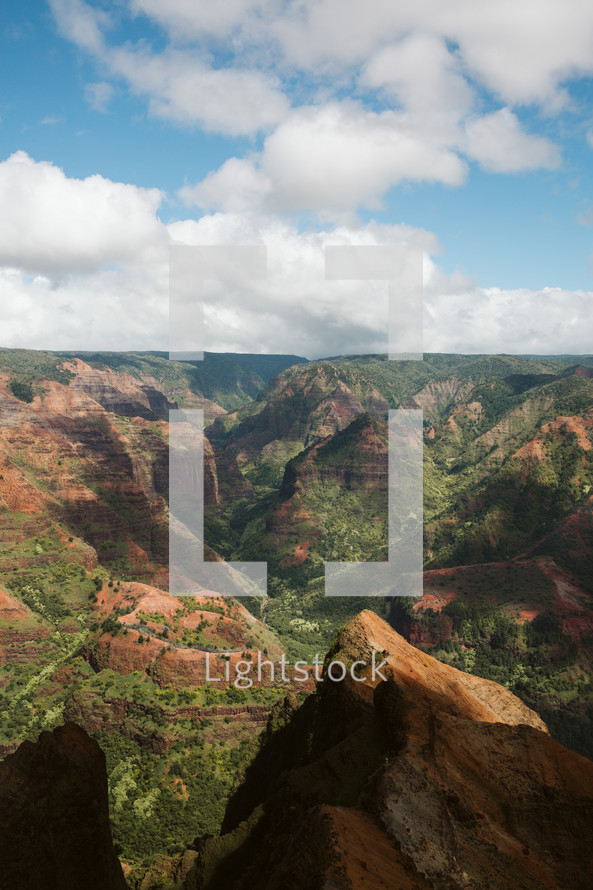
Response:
1,347,593,885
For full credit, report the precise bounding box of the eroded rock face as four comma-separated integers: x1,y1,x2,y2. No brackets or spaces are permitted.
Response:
0,722,127,890
403,375,473,422
222,365,388,466
190,610,593,890
64,359,174,420
281,414,388,498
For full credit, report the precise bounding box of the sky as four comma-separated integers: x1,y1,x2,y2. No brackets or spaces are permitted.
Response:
1,0,593,357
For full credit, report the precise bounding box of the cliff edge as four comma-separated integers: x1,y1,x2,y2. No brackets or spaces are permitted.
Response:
189,610,593,890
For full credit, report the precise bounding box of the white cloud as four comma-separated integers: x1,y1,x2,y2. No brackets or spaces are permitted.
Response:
273,0,593,107
180,102,561,215
167,216,593,357
181,102,469,216
0,156,591,356
0,153,169,352
169,214,438,357
108,47,289,134
49,1,593,127
48,0,579,213
464,108,561,173
49,0,108,54
0,155,438,354
260,104,467,212
4,256,593,357
0,265,169,353
424,283,593,355
129,0,274,41
433,0,593,109
51,0,289,136
180,158,271,214
1,4,589,358
84,81,114,113
0,152,166,276
361,33,473,118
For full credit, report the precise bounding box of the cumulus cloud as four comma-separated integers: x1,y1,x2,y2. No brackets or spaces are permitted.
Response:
0,152,166,276
433,0,593,108
180,158,272,214
180,101,563,215
0,153,430,353
181,102,470,215
5,222,592,357
51,0,289,136
49,0,108,54
260,104,467,211
1,156,592,356
424,283,593,355
48,0,582,213
1,4,589,357
361,33,473,118
0,265,169,353
464,108,561,173
129,0,274,41
57,0,593,116
168,214,438,357
273,0,593,107
108,47,289,134
0,153,169,352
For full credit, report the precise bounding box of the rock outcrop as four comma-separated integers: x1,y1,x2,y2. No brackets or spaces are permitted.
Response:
188,610,593,890
221,363,388,466
0,722,127,890
64,358,175,419
280,413,388,499
403,375,473,422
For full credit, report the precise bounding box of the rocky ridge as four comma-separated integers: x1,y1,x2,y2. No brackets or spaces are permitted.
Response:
187,610,593,890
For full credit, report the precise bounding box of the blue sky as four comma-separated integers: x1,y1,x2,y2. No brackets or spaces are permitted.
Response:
1,0,593,355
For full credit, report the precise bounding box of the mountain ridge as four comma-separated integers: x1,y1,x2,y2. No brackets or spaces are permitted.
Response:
187,610,593,890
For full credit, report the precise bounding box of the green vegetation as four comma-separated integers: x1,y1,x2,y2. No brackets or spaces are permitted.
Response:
97,729,249,861
3,347,593,880
422,601,593,759
3,560,101,626
8,377,34,402
0,348,73,385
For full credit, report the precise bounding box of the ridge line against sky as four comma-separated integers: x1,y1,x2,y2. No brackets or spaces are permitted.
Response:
1,0,593,356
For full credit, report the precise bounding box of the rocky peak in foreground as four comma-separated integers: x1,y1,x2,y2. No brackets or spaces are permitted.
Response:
187,610,593,890
330,609,548,730
0,722,127,890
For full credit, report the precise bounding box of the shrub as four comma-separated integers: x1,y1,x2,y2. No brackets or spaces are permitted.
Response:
8,378,34,403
